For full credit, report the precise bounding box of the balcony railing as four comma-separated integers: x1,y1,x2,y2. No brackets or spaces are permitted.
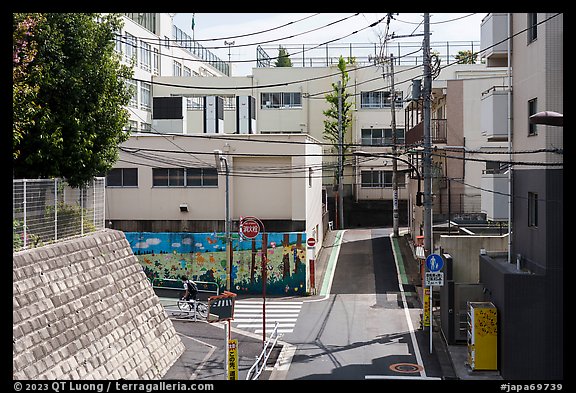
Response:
405,119,447,146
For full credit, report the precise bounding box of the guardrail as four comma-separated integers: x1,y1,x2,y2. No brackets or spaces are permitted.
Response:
150,278,219,301
246,321,282,380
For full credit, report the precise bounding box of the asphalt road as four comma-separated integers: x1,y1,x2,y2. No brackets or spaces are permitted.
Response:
278,228,442,380
164,228,444,381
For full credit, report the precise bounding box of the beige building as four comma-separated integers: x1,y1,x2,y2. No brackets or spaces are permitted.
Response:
148,60,507,227
106,133,325,248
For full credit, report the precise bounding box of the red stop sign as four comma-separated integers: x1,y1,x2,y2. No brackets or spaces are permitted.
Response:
240,219,260,239
307,237,316,247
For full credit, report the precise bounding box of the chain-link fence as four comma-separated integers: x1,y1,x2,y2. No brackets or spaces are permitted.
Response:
13,178,105,252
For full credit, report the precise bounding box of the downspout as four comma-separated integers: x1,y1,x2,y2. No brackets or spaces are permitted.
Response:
507,13,514,267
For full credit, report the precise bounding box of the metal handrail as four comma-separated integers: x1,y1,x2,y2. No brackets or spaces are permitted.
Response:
246,321,281,380
151,278,219,297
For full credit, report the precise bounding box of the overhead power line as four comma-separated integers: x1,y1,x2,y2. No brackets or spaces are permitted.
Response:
129,14,359,50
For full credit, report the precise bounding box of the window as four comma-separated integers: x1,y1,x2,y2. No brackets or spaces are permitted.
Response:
528,98,538,136
140,41,151,72
153,48,160,75
106,168,138,187
186,96,204,110
186,168,218,187
183,66,191,77
528,192,538,227
360,170,406,188
360,91,403,109
126,79,137,108
153,168,184,187
527,13,538,43
124,33,137,63
153,168,218,187
140,82,151,111
140,122,151,132
114,29,122,54
261,92,302,108
361,128,405,146
173,61,182,76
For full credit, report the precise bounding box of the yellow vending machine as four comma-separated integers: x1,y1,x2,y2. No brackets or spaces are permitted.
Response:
467,301,497,370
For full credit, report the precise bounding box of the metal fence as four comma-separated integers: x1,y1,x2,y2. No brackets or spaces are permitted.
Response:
13,178,106,252
257,40,481,68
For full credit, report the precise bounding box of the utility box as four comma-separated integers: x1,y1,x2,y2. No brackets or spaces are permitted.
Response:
467,301,498,370
204,96,224,134
236,95,256,134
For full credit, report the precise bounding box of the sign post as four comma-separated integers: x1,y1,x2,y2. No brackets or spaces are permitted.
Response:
227,339,238,380
425,253,444,354
207,291,237,379
307,237,316,295
239,216,267,347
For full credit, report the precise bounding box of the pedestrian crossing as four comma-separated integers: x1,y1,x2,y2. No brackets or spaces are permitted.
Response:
231,300,303,334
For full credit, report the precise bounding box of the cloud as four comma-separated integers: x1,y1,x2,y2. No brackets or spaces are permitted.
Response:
182,237,194,245
146,238,162,245
134,242,149,249
172,243,181,248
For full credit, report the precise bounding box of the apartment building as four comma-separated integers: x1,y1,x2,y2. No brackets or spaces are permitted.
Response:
478,13,563,380
403,66,510,239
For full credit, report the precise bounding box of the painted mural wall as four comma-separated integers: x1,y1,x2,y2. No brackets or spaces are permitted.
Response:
124,232,307,295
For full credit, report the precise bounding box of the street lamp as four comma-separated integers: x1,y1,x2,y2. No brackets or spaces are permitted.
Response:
214,149,231,291
529,111,563,126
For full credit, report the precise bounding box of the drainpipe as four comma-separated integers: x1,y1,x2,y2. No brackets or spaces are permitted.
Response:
507,13,514,267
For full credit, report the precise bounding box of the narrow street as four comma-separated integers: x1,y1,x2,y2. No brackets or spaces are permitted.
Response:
280,228,442,380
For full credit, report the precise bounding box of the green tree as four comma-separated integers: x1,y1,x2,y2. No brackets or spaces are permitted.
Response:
274,46,292,67
13,13,44,162
455,50,477,64
12,13,133,188
323,56,353,159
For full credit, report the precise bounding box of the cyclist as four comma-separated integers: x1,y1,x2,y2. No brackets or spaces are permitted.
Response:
181,275,198,302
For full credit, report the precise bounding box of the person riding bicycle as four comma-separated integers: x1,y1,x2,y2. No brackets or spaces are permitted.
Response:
181,275,198,302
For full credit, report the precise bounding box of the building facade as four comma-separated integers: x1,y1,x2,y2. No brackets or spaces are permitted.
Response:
478,13,563,380
150,58,505,228
116,13,229,133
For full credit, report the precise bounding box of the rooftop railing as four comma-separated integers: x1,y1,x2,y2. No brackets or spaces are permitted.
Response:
257,41,481,68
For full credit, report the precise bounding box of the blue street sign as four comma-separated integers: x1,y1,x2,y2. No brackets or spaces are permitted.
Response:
426,253,444,272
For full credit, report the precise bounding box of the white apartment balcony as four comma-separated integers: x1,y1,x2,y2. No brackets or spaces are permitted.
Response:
481,170,508,221
481,86,509,141
480,13,509,67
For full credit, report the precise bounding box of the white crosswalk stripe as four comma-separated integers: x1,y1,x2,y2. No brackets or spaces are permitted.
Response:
231,300,303,334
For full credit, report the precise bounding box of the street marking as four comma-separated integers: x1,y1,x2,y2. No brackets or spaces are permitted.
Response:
390,233,426,378
231,300,303,334
319,230,346,298
176,332,217,380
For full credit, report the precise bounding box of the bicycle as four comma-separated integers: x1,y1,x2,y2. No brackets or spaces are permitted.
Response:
177,297,208,319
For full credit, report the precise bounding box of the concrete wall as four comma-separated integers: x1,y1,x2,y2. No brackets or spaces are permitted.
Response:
438,234,508,282
13,229,185,380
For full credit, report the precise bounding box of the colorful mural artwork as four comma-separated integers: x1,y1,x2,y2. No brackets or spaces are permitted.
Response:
125,232,307,295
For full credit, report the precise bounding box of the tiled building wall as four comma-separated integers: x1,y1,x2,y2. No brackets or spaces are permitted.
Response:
13,229,184,380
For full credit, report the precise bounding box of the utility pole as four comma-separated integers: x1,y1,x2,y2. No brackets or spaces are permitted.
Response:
389,54,399,237
337,80,344,229
423,13,433,256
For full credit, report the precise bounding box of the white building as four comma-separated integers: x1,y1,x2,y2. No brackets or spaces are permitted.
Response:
115,13,229,133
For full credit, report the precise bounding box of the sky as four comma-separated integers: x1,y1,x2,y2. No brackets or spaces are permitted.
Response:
172,13,488,76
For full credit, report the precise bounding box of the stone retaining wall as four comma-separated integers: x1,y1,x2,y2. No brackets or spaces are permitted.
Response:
13,229,185,379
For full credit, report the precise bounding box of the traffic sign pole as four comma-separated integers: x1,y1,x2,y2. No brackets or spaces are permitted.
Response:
425,253,444,354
